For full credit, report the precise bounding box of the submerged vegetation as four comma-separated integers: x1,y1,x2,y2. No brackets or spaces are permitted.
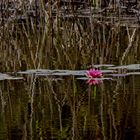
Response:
0,0,140,140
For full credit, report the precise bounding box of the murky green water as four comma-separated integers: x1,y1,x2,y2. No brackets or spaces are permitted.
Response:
0,67,140,140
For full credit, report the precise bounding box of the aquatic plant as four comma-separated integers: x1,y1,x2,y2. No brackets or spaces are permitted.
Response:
85,69,103,85
86,69,102,78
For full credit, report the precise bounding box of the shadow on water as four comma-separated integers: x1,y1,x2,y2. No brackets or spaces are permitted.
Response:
0,65,140,140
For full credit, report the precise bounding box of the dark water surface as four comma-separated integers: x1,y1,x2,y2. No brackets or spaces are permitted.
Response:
0,69,140,140
1,2,140,139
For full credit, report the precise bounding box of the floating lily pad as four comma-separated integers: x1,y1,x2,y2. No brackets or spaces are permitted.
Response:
108,65,127,70
4,77,23,80
127,72,140,75
18,69,76,75
0,73,23,81
36,70,86,76
109,74,129,77
18,69,115,77
17,69,52,74
126,64,140,70
108,64,140,70
101,70,115,73
76,77,112,80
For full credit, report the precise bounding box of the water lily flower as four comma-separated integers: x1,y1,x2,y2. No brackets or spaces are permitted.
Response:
86,69,103,85
86,68,102,78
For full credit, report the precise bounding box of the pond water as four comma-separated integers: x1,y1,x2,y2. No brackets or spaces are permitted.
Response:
0,65,140,140
1,1,140,139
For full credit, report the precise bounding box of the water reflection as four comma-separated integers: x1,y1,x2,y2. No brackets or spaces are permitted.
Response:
0,73,140,140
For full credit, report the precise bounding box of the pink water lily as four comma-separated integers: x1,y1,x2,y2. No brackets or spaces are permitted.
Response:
86,69,103,85
86,69,102,78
